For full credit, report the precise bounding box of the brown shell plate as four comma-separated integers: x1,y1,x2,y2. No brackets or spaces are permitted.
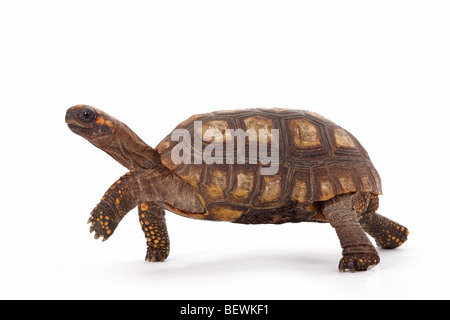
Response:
156,108,382,223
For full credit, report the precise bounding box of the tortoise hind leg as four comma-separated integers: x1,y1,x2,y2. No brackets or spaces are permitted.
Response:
323,193,380,272
355,193,409,249
138,201,170,262
360,213,409,249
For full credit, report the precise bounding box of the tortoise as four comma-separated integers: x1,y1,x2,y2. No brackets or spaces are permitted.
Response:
65,105,409,272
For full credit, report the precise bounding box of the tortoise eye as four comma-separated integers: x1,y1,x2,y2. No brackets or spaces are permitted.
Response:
80,109,96,121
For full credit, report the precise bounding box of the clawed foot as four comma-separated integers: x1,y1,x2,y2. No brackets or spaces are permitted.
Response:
145,246,169,262
87,205,119,242
375,226,409,249
139,202,170,263
339,250,380,272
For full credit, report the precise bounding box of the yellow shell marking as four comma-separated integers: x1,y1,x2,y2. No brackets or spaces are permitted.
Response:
209,206,245,222
337,174,356,193
178,166,202,188
230,172,254,199
334,128,356,148
319,178,334,200
290,119,321,149
291,179,308,202
204,169,228,200
243,116,275,143
197,120,230,141
259,175,282,203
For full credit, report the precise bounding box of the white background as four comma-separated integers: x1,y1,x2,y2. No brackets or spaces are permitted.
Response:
0,0,449,300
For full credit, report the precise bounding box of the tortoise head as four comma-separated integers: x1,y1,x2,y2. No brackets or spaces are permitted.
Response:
66,104,162,170
65,105,117,140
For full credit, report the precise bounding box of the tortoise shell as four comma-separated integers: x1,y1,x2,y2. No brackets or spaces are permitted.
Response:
156,108,381,224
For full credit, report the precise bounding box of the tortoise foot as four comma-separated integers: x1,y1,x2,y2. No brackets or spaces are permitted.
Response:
359,213,409,250
87,205,118,242
145,246,169,262
375,226,409,249
339,247,380,272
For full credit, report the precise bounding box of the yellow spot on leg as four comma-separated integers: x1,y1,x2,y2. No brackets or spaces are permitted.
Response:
115,198,120,205
141,202,149,211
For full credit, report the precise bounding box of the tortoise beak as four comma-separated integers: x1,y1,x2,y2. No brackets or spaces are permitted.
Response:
65,106,85,128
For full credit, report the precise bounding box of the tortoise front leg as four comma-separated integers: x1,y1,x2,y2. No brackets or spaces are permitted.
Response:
323,193,380,272
87,168,204,243
88,171,139,241
138,201,170,262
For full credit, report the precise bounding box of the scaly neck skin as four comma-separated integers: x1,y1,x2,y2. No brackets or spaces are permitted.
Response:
91,121,162,170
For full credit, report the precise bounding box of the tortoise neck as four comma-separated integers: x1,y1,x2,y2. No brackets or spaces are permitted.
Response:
93,121,162,170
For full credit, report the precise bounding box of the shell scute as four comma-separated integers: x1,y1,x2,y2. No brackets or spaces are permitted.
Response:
228,165,257,204
253,164,289,208
201,165,229,201
288,168,312,203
